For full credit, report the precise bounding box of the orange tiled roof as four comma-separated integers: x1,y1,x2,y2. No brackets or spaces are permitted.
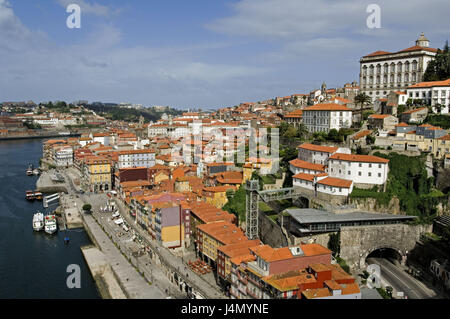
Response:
369,114,391,119
317,177,353,188
329,153,389,164
298,143,338,153
303,103,351,111
402,107,428,114
408,78,450,88
197,221,247,245
352,130,372,140
289,159,326,172
292,172,316,182
284,109,303,118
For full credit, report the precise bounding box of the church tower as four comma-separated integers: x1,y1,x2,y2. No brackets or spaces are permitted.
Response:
321,82,327,97
416,33,430,48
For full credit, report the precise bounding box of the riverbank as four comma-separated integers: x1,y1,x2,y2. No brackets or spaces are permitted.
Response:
0,132,80,141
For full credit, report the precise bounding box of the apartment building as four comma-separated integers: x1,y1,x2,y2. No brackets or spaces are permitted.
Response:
54,145,73,167
400,107,429,123
196,221,248,266
284,109,303,127
328,153,389,187
302,104,353,133
368,114,399,131
407,79,450,114
360,33,438,99
229,243,333,299
217,239,262,290
82,156,111,192
117,149,156,169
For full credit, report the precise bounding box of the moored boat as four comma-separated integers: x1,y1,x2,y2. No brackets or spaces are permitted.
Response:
34,191,43,200
26,164,33,176
33,168,40,176
33,212,44,231
26,190,35,201
44,214,57,235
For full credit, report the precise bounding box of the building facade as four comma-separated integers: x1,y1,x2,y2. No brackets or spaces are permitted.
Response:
360,34,438,100
302,104,352,133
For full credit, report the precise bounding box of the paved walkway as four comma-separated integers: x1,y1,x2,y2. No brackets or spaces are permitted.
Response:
113,198,227,299
62,168,226,299
83,212,166,299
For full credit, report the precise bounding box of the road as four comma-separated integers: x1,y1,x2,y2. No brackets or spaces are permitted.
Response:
61,169,226,299
367,257,436,299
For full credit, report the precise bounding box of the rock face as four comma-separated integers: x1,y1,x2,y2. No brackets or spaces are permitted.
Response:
339,224,432,270
349,197,401,214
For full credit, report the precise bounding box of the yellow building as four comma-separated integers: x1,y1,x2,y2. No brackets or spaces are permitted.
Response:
243,163,254,183
246,157,273,175
203,186,237,208
154,170,170,184
83,156,111,192
197,221,248,264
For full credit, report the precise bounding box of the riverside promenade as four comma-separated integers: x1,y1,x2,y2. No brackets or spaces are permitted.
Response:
82,211,166,299
62,168,226,299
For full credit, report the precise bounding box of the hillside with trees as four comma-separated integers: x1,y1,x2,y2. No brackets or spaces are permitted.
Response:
423,41,450,81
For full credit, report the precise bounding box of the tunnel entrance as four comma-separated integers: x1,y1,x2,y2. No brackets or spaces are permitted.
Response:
366,247,403,265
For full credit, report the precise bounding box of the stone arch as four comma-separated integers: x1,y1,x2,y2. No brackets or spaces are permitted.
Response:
359,245,406,269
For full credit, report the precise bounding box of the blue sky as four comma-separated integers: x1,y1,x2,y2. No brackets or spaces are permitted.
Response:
1,0,449,109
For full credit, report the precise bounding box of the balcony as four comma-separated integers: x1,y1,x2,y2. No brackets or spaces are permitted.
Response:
246,288,260,299
237,272,248,285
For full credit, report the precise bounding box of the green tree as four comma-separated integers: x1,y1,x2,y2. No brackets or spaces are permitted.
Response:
328,233,341,256
327,129,340,142
296,123,308,140
354,93,372,122
424,41,450,81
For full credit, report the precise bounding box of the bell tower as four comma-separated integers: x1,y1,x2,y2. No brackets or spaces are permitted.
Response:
416,33,430,48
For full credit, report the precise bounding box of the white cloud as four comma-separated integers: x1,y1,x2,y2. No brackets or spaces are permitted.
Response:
208,0,450,41
56,0,121,17
0,1,269,107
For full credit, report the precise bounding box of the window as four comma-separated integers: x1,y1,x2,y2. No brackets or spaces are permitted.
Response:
358,172,362,176
359,163,362,167
369,163,372,168
378,173,381,177
378,164,382,168
348,171,351,175
368,172,372,177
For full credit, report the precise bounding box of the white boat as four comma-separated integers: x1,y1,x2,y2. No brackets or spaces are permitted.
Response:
44,214,57,234
33,169,40,176
26,164,33,176
112,211,120,219
114,218,124,225
33,212,44,231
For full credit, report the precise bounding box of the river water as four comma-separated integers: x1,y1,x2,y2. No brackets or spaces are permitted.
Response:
0,139,100,299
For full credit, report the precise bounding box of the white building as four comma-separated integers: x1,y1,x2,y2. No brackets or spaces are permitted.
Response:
292,173,353,197
360,33,438,100
117,149,156,169
297,143,350,165
407,79,450,114
316,177,353,197
54,146,73,167
92,133,110,146
289,159,326,176
148,124,169,137
328,153,389,186
303,104,352,133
